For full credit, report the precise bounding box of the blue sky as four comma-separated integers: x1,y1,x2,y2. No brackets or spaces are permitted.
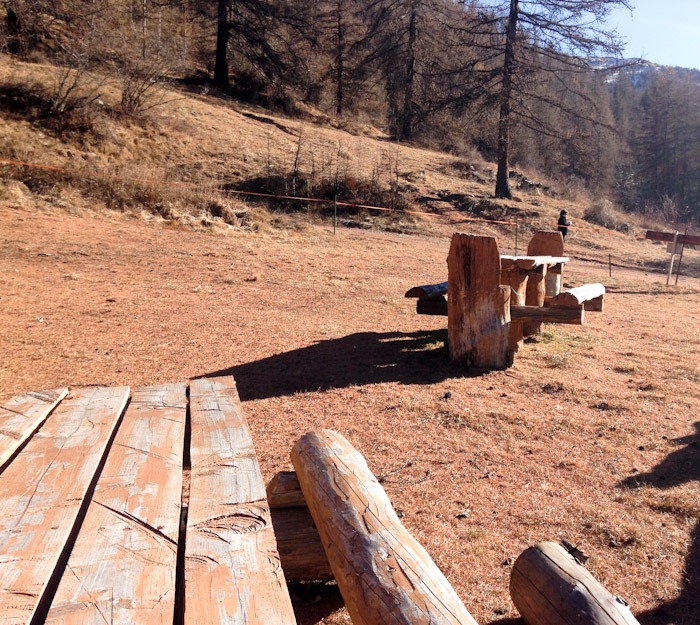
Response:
607,1,700,69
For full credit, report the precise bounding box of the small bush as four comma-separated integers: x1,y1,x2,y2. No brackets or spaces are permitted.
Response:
584,199,631,233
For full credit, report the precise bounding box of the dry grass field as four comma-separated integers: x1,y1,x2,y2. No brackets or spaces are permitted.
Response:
2,54,700,625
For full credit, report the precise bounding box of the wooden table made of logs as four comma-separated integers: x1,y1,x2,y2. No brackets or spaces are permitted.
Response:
0,377,296,625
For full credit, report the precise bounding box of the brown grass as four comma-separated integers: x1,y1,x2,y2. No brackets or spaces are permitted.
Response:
2,53,700,625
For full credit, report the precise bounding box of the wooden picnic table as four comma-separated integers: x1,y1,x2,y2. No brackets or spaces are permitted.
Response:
0,377,296,625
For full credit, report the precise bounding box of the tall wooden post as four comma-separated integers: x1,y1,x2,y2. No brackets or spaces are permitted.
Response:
448,234,513,369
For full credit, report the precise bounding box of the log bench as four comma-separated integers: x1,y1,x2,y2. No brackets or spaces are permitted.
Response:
0,377,296,625
404,233,605,369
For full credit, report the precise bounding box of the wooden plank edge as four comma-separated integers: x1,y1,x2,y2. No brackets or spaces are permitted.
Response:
0,388,69,474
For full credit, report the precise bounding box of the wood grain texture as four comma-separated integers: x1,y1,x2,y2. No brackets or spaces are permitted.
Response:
291,429,479,625
510,542,640,625
45,384,187,625
0,386,130,624
185,376,296,625
448,234,513,369
0,388,68,471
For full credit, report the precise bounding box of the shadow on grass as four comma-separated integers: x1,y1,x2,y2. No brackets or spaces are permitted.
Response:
619,422,700,625
199,329,485,401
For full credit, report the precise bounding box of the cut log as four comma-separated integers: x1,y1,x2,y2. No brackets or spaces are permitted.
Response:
267,470,307,508
0,387,68,472
448,234,513,369
405,282,448,300
46,384,187,625
511,305,583,325
0,386,130,623
510,542,640,625
291,429,479,625
186,376,296,625
527,231,564,257
547,283,605,312
417,299,448,316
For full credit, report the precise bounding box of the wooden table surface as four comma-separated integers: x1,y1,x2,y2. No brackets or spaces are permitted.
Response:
0,377,296,625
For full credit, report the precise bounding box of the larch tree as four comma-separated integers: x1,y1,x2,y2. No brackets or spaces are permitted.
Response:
481,0,632,199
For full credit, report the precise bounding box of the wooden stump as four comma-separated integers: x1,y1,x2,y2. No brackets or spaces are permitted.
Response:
291,430,479,625
448,234,513,369
510,542,640,625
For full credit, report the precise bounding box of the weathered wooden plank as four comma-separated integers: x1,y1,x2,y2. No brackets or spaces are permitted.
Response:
511,305,583,325
645,230,700,246
45,384,187,625
500,255,569,271
510,542,640,625
404,282,448,300
292,429,479,625
0,386,130,624
0,388,68,471
185,376,296,625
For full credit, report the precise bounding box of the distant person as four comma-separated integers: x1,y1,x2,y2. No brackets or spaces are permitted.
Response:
558,210,572,240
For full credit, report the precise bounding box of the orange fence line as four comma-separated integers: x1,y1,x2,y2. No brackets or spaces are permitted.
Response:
0,157,630,237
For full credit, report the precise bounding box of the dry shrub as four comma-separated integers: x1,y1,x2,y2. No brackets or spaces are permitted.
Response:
584,199,631,233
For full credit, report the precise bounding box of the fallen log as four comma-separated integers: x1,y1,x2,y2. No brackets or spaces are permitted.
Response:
546,283,605,312
267,471,334,582
510,542,640,625
291,430,479,625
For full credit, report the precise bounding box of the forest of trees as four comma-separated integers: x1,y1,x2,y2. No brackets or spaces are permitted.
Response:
2,0,700,222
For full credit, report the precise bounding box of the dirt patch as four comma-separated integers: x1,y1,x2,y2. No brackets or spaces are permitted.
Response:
1,206,700,625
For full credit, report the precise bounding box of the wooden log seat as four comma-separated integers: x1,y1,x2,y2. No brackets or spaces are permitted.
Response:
546,283,605,312
510,542,640,625
292,429,479,625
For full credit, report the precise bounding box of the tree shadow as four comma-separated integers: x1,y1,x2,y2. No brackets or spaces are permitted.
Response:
199,330,485,401
619,422,700,625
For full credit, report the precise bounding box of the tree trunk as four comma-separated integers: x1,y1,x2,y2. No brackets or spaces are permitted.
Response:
495,0,518,199
399,3,417,141
214,0,231,90
335,0,345,116
291,430,479,625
